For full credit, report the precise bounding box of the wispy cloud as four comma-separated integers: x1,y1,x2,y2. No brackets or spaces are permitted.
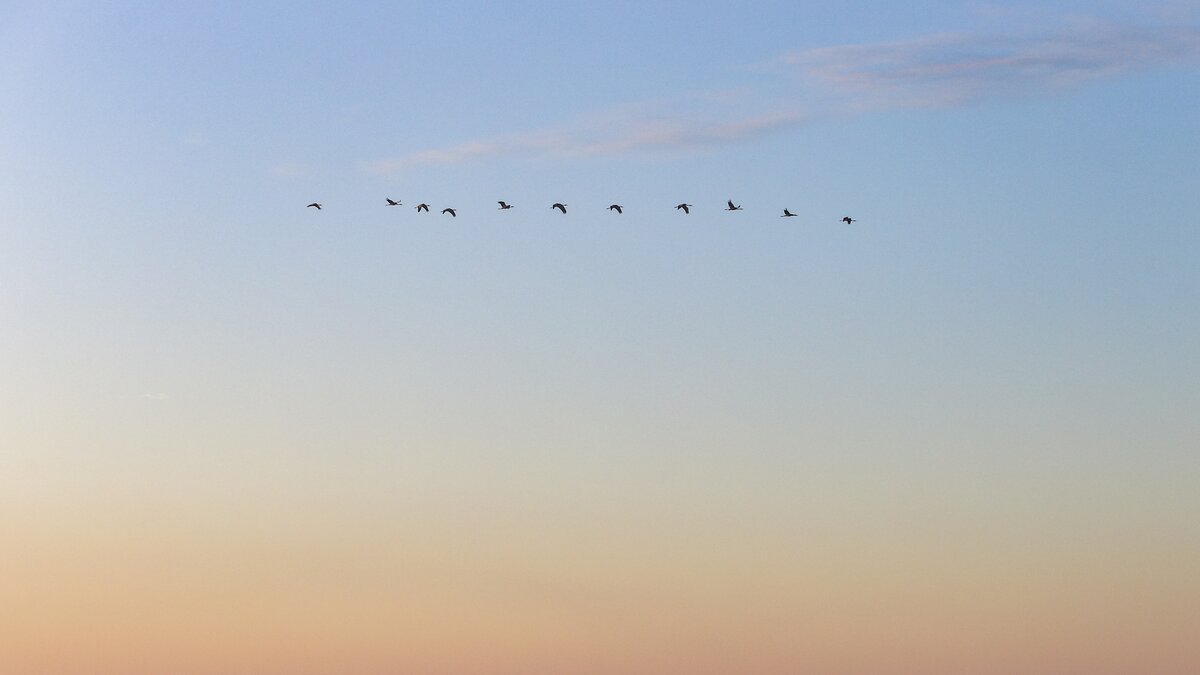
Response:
780,23,1200,108
365,102,813,174
368,20,1199,173
269,162,312,177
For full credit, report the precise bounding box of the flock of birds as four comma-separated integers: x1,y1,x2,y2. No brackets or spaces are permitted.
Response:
305,199,856,224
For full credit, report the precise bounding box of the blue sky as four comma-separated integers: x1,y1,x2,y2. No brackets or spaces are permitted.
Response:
1,3,1199,672
4,2,1197,457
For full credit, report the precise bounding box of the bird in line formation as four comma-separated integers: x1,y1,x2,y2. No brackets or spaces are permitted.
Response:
306,199,856,223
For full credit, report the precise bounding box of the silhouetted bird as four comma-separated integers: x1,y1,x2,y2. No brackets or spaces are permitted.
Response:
442,208,456,217
307,203,322,209
386,198,401,206
551,203,567,213
498,201,513,210
781,209,797,217
726,200,743,211
842,216,855,224
608,204,623,214
675,203,691,214
416,203,430,212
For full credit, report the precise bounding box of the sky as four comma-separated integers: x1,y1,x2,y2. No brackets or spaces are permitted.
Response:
1,1,1198,673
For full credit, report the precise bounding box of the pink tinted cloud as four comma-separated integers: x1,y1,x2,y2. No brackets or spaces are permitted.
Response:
781,23,1200,107
369,21,1199,172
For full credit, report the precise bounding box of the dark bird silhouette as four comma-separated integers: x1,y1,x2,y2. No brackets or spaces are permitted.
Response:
386,198,401,206
842,216,855,224
781,209,797,217
442,208,457,217
416,203,430,212
551,203,567,213
675,203,691,214
608,204,623,214
307,203,322,209
726,200,743,211
498,201,513,210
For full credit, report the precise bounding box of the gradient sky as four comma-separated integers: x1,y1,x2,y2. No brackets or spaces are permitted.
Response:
2,2,1199,674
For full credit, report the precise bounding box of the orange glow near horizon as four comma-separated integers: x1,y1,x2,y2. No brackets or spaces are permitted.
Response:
4,451,1198,675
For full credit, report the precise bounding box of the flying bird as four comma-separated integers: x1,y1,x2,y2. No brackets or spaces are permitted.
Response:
386,198,401,206
726,200,743,211
498,201,513,210
442,208,457,217
781,209,797,217
306,203,322,209
842,216,855,224
675,203,691,214
416,203,430,212
608,204,623,214
552,203,567,213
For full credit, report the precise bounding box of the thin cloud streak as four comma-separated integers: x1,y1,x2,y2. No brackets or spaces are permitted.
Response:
566,110,815,157
366,108,812,174
369,21,1200,173
782,23,1200,108
269,162,313,178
